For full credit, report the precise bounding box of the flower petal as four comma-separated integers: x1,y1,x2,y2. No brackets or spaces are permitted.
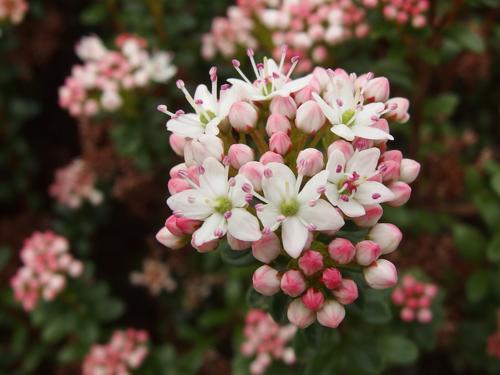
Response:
279,74,312,96
326,149,346,183
194,84,217,113
355,103,385,126
261,163,297,204
346,148,380,177
227,208,262,242
352,125,393,141
256,204,281,232
229,175,252,207
199,157,228,198
312,92,339,124
355,181,395,205
299,199,345,231
298,170,329,203
336,199,366,217
166,114,204,139
167,189,213,220
331,124,355,141
193,213,226,246
324,183,340,206
282,217,309,258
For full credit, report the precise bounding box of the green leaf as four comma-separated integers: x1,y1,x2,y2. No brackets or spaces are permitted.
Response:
465,270,489,303
380,335,418,365
423,93,459,120
486,235,500,263
219,242,257,267
491,173,500,196
452,224,486,262
447,25,485,53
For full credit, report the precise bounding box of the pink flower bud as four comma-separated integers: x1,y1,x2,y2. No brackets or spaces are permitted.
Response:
355,240,382,266
260,151,284,164
297,148,324,176
227,233,251,250
328,238,355,264
368,223,402,254
270,95,297,119
281,270,306,297
156,227,186,250
227,144,254,169
295,101,325,134
352,204,383,227
391,288,405,305
68,261,84,277
265,113,291,136
168,178,191,194
252,265,281,296
169,134,186,156
400,158,420,184
387,181,412,207
321,268,342,289
191,237,219,253
378,160,400,182
419,296,431,308
333,279,359,304
298,250,324,276
238,163,263,193
252,232,281,263
317,300,346,328
401,307,415,322
269,132,292,155
352,138,374,151
301,288,325,311
364,77,390,102
165,215,183,236
363,259,398,289
184,136,224,166
385,97,410,123
381,150,402,164
425,284,438,298
417,308,433,323
372,118,390,134
294,85,316,106
328,140,354,160
229,101,258,132
176,217,201,234
312,67,330,90
287,299,315,328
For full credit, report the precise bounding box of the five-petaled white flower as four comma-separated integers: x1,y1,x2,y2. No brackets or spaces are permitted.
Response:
313,69,393,141
167,157,262,246
228,47,311,101
255,163,344,258
325,148,395,217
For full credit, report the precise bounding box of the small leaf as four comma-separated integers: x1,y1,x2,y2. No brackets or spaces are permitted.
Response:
486,235,500,263
452,224,486,262
380,335,418,365
465,271,489,303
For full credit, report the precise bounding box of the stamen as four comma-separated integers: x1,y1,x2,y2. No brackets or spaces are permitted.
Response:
197,165,205,175
232,59,252,85
285,56,300,80
264,169,273,178
278,44,288,74
262,227,271,235
277,214,286,222
224,211,232,219
247,48,260,79
255,203,264,212
228,177,236,187
157,104,176,117
317,185,326,194
336,165,342,173
340,195,349,202
307,223,317,232
214,228,224,237
242,183,252,193
372,193,381,199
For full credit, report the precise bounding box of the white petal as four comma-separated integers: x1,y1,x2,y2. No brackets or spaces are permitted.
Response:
199,157,228,198
337,199,365,217
219,85,242,117
282,217,309,258
324,183,340,206
355,181,395,205
355,103,385,126
227,78,259,100
279,75,312,95
299,199,344,231
229,175,252,207
312,92,339,124
194,84,217,112
331,124,355,141
193,213,226,246
261,163,297,204
166,114,203,139
256,204,281,232
346,148,380,177
167,189,213,220
298,170,329,203
352,125,393,141
204,117,221,136
227,208,262,242
326,150,346,183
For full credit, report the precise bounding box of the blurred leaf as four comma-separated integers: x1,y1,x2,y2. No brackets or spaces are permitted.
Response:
447,25,486,53
380,335,418,365
0,247,11,271
219,242,257,267
491,173,500,196
486,235,500,263
465,270,489,303
423,93,459,120
452,224,486,262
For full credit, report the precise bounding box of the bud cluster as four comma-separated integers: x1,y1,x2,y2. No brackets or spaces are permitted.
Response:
82,329,149,375
59,34,176,117
10,231,84,311
391,274,438,323
240,309,297,375
363,0,429,28
158,49,419,329
0,0,28,24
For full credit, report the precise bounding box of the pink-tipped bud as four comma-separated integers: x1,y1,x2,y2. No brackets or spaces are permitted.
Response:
321,268,342,289
381,150,403,164
191,237,219,253
401,307,415,322
281,270,307,297
363,259,398,289
295,101,325,134
400,159,420,184
333,279,359,305
260,151,284,164
265,113,291,136
312,67,330,90
317,300,346,328
372,118,390,135
228,101,258,132
287,299,315,328
239,162,264,191
369,223,402,254
166,215,200,236
378,160,400,182
328,238,355,264
352,204,383,227
168,178,191,195
252,265,281,296
301,288,325,311
328,140,354,160
165,215,183,236
294,85,316,106
364,77,390,102
417,308,433,323
387,181,412,207
156,227,186,250
227,234,251,250
227,144,254,169
352,138,374,151
169,134,186,156
270,95,297,119
269,132,292,155
297,148,324,176
355,240,382,266
298,250,324,276
385,97,410,123
252,232,281,263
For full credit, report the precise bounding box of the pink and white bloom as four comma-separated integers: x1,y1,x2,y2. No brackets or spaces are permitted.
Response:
167,158,261,247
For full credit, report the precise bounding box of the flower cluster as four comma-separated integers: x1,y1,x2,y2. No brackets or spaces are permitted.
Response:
130,258,177,296
0,0,28,24
363,0,429,28
240,309,297,375
391,274,438,323
59,34,176,117
49,158,103,209
157,49,419,329
82,329,149,375
202,0,369,70
10,231,83,311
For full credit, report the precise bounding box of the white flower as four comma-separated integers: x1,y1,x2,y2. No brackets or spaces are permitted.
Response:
325,148,394,217
255,163,344,258
228,47,311,101
161,68,241,140
167,157,261,246
147,52,177,83
75,35,107,61
312,69,393,141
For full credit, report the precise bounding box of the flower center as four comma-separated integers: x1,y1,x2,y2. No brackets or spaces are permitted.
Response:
280,198,300,217
199,110,216,127
214,196,232,214
337,172,361,197
341,108,356,126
